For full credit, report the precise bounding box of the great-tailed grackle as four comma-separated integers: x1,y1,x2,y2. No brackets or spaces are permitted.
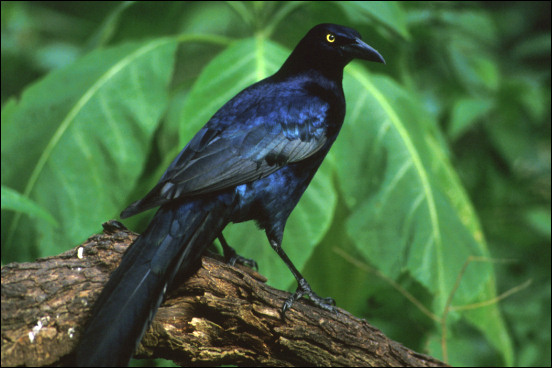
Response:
75,23,385,366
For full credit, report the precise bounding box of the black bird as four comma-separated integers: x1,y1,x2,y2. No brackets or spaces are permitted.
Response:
75,23,385,366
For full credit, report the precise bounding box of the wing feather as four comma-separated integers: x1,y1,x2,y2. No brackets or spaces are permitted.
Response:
121,84,331,218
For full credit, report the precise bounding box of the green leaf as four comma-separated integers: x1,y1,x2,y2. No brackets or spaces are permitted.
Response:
335,68,512,363
1,185,58,227
340,1,410,40
1,38,178,261
180,38,337,289
448,97,493,140
523,207,551,239
448,41,500,93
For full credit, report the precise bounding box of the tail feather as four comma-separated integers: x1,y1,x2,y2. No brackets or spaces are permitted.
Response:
76,196,232,366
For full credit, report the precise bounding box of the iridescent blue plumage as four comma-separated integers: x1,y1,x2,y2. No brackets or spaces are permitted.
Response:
76,23,384,366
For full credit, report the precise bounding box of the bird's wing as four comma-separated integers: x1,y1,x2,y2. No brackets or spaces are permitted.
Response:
121,88,330,218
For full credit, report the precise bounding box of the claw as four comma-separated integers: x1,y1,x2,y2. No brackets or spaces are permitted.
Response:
281,278,337,315
219,235,258,270
227,253,258,270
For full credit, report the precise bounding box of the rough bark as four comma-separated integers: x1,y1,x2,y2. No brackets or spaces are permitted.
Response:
1,221,447,367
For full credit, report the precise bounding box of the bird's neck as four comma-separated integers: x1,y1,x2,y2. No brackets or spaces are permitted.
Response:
276,50,345,83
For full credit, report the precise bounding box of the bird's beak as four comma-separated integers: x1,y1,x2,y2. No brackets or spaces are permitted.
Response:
343,38,386,64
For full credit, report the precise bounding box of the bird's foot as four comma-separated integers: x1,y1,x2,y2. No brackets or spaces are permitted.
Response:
282,278,337,315
219,235,258,270
226,251,259,270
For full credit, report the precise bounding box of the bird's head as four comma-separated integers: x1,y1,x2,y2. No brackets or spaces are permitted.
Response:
278,23,385,79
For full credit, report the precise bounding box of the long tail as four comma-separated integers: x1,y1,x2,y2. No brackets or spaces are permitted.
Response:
75,196,232,366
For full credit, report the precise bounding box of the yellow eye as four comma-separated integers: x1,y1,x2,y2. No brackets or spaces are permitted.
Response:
326,33,335,43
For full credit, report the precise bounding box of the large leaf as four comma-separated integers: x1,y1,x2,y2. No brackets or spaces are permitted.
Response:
339,1,410,40
178,39,337,290
334,67,512,363
1,39,178,261
1,185,58,227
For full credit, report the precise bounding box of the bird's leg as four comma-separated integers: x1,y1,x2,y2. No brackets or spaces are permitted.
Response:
218,234,258,270
268,238,336,315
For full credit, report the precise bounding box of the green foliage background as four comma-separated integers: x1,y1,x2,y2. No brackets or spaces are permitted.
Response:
1,2,550,366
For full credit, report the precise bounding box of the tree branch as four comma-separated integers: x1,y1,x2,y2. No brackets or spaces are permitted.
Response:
1,221,447,367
